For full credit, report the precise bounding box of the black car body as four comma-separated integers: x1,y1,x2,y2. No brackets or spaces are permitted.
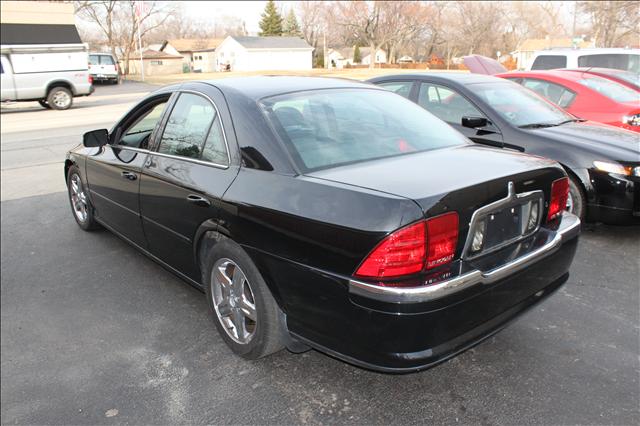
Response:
65,77,580,372
368,73,640,224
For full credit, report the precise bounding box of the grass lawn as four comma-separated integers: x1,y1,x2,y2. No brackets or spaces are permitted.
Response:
128,67,467,85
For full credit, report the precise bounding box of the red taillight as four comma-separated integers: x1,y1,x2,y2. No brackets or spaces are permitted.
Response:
425,212,459,269
88,75,93,84
547,177,569,222
354,212,459,280
355,221,426,278
115,62,119,72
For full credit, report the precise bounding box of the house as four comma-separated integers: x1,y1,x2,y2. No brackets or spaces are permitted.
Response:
215,36,313,71
160,38,224,72
511,37,595,69
128,49,183,76
325,47,387,68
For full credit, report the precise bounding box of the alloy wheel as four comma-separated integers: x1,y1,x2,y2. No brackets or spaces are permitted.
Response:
211,258,257,344
70,174,88,222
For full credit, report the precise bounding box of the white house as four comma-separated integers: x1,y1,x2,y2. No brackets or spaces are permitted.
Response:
159,39,224,72
215,36,313,72
326,47,387,68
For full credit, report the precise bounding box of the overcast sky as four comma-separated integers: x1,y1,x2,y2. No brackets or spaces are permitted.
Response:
179,1,269,34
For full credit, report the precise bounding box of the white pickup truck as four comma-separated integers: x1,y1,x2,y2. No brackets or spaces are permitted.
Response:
1,43,94,110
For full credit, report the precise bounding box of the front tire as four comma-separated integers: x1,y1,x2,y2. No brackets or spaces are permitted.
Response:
47,86,73,110
67,166,101,231
566,175,586,221
203,237,285,359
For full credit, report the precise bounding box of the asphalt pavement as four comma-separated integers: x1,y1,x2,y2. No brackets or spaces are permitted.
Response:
1,82,639,425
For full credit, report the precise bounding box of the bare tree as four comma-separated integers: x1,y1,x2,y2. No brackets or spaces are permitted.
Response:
297,1,330,67
579,1,639,47
75,1,176,75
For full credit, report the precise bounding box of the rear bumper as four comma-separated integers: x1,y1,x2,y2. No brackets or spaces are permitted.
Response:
257,212,580,373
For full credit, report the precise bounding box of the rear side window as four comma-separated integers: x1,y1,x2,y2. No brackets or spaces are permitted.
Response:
417,83,484,124
158,93,215,159
522,79,576,108
578,54,639,72
262,89,468,172
377,81,413,99
531,55,567,70
200,117,228,165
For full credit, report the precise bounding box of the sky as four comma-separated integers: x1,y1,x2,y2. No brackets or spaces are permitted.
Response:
179,1,269,34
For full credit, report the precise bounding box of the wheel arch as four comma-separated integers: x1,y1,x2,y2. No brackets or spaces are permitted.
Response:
46,80,75,97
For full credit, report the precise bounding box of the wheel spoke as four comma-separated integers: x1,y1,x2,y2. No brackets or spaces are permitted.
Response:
231,265,245,294
232,309,247,340
217,299,232,317
215,265,232,288
240,296,257,321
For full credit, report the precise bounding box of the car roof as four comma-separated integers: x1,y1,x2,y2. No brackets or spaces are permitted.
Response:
370,72,506,86
200,76,375,100
498,69,590,81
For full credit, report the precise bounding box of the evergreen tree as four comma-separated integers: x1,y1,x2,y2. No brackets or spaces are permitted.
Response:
283,9,301,37
259,0,283,36
353,45,362,63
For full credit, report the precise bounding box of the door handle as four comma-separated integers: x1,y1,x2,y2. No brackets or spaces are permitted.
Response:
121,171,137,181
186,194,211,207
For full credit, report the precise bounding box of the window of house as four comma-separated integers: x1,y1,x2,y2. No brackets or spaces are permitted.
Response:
150,60,163,65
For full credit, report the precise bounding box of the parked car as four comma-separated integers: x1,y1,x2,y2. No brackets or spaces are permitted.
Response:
526,48,639,72
559,67,640,91
1,44,94,110
497,70,640,133
369,73,640,224
65,77,580,372
88,52,119,84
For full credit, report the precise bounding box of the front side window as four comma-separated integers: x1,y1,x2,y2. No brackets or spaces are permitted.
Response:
471,81,573,127
117,99,169,149
417,83,484,124
262,88,468,172
531,55,567,70
378,81,413,99
577,75,640,103
158,93,215,159
522,78,576,108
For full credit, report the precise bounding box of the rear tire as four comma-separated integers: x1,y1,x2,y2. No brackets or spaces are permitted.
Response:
567,175,586,221
38,100,52,109
203,237,286,359
47,86,73,110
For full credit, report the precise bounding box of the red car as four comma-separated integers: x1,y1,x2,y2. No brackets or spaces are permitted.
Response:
497,70,640,132
560,67,640,91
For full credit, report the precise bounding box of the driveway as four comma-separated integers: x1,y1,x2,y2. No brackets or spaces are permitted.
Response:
1,80,638,425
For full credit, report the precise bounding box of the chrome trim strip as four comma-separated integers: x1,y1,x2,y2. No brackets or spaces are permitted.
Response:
348,212,580,304
462,181,544,260
147,150,229,170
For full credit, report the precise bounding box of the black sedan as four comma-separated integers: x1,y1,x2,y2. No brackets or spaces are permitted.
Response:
369,73,640,224
66,77,580,372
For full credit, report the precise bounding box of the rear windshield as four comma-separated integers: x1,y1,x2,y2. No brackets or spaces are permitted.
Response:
89,54,115,65
261,89,469,172
578,75,640,103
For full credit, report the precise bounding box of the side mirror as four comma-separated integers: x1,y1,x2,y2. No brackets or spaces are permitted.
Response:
83,129,109,147
461,116,488,129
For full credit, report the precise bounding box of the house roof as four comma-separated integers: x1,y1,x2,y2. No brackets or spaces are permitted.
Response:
165,38,224,52
515,38,594,52
231,36,312,50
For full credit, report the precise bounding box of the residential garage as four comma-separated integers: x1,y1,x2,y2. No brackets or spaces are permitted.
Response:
216,36,313,72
